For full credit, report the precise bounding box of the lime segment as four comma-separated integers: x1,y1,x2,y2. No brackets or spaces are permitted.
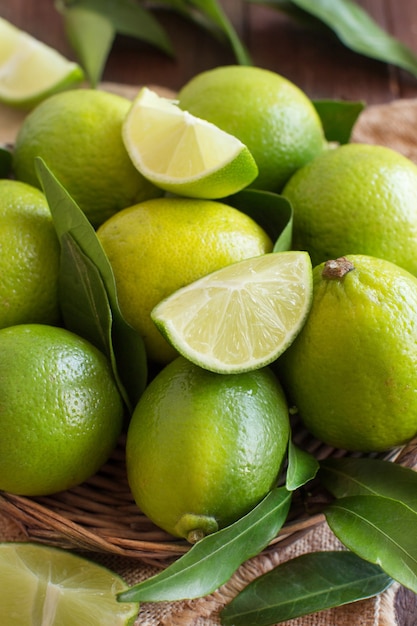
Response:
0,543,139,625
122,87,258,198
0,17,84,108
151,251,313,373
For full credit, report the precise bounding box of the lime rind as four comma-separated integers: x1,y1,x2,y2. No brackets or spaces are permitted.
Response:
0,17,84,108
122,87,258,198
152,251,313,374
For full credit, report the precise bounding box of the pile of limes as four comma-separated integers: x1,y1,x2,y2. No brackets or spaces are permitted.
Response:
2,17,417,623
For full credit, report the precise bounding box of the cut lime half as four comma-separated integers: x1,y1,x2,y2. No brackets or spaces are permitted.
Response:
122,87,258,199
0,17,84,108
152,251,313,373
0,542,139,625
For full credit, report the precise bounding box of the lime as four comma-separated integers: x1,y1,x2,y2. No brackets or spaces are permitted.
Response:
0,17,84,108
126,356,290,542
0,323,124,495
278,255,417,452
0,179,60,330
178,65,326,192
97,196,273,363
12,89,162,227
282,143,417,275
152,251,313,373
122,86,258,198
0,542,138,625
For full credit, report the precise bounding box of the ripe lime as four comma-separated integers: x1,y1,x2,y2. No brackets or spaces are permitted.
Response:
96,196,273,363
0,543,138,625
0,17,84,108
152,251,313,374
278,255,417,452
282,143,417,275
12,88,161,227
122,86,258,198
126,356,290,542
0,323,124,495
0,179,60,330
178,65,326,192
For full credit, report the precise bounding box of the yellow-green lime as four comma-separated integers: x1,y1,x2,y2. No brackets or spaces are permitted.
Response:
0,179,60,330
152,251,313,374
0,542,139,625
97,196,273,364
12,88,162,227
0,323,124,495
0,17,84,108
278,255,417,452
282,143,417,275
178,65,326,192
126,356,290,543
122,86,258,198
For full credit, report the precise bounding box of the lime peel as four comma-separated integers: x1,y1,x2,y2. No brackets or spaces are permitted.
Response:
152,251,313,374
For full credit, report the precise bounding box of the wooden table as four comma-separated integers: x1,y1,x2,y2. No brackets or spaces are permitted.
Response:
2,1,417,624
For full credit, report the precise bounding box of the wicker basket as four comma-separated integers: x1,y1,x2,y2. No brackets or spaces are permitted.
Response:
1,413,416,570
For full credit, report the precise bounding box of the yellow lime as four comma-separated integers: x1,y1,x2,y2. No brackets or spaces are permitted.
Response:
12,88,162,227
0,542,138,625
152,251,313,373
0,323,124,495
178,65,326,192
282,143,417,275
0,179,60,330
126,356,290,542
122,86,258,198
278,255,417,452
0,17,84,108
97,196,273,363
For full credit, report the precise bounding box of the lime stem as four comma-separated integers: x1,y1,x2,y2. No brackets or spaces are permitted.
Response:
322,257,355,279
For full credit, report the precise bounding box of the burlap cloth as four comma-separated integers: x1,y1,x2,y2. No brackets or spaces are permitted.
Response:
1,86,416,625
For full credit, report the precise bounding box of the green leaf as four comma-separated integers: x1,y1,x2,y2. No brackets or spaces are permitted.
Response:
220,550,393,625
118,487,292,603
320,456,417,512
35,157,147,410
312,99,365,144
290,0,417,79
0,146,12,178
226,189,293,252
325,495,417,593
286,440,319,491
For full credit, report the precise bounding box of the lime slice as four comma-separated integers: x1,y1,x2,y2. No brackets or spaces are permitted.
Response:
0,542,139,625
122,87,258,198
152,251,313,373
0,17,84,108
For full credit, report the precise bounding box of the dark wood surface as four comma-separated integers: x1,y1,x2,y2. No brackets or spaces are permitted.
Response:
2,1,417,623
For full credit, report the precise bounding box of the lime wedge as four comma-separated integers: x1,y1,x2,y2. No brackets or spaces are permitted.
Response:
122,87,258,198
0,542,139,625
152,251,313,373
0,17,84,108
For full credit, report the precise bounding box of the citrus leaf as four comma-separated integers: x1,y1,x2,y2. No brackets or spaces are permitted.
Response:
118,487,292,603
35,157,148,410
226,189,293,252
320,456,417,511
60,4,115,88
290,0,417,79
286,440,319,491
312,99,365,144
0,146,12,177
220,551,393,625
325,495,417,593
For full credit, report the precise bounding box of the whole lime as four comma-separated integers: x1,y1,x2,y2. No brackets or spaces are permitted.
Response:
12,88,161,227
178,65,326,192
0,179,60,330
97,196,273,363
282,143,417,275
0,323,124,495
126,356,290,542
278,255,417,452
